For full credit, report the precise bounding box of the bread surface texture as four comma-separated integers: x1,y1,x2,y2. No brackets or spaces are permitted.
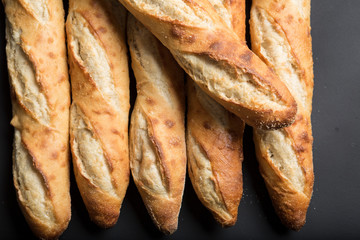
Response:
128,15,186,234
117,0,297,129
250,0,314,230
3,0,71,238
66,0,130,228
187,0,245,226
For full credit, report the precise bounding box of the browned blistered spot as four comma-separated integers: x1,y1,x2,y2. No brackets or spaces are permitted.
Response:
171,25,184,39
295,144,305,153
60,160,66,168
51,151,58,160
296,113,304,121
97,27,107,34
111,128,120,135
40,140,48,149
240,52,252,63
151,118,159,125
169,137,180,147
48,37,54,44
95,13,102,18
93,110,102,115
209,42,222,51
48,52,55,59
170,25,195,43
203,121,211,130
58,75,66,84
48,174,55,181
145,97,155,105
287,15,294,23
300,131,310,143
165,120,175,128
44,128,52,135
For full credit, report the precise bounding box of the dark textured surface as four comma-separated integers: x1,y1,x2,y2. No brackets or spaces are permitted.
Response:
1,1,360,239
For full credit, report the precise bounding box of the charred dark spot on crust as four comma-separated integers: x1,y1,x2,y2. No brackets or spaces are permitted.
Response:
170,25,196,43
145,97,155,105
165,120,175,128
203,121,211,130
51,152,59,160
97,27,107,34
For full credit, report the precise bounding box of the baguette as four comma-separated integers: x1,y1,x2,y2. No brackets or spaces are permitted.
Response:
250,0,314,230
187,0,245,226
3,0,71,238
66,0,130,228
127,15,186,234
117,0,297,130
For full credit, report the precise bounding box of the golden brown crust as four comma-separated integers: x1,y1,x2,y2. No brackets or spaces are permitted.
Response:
67,0,130,228
128,15,186,234
3,0,71,238
187,81,244,227
186,0,245,227
251,0,314,230
117,0,297,130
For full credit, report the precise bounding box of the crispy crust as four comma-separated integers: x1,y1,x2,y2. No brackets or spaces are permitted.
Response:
66,0,130,228
128,15,186,234
251,0,314,230
3,0,71,238
186,0,245,227
117,0,297,130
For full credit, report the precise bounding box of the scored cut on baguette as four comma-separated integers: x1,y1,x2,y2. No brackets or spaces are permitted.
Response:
3,0,71,238
186,0,245,226
127,15,186,234
250,0,314,230
117,0,297,130
66,0,130,228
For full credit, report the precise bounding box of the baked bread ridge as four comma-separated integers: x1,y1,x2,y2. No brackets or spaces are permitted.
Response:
117,0,297,130
3,0,71,238
128,15,186,234
250,0,314,230
66,0,130,228
187,0,245,227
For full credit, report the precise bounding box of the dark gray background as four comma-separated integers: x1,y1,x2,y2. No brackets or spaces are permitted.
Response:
1,1,360,239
